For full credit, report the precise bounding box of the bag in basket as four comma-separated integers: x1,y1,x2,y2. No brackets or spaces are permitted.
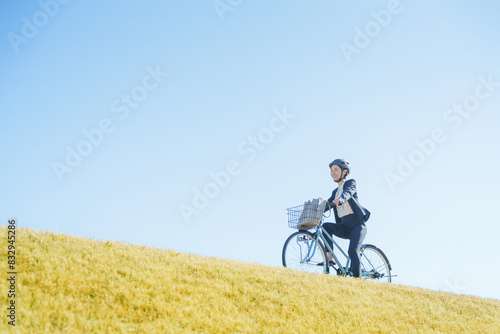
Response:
297,198,327,230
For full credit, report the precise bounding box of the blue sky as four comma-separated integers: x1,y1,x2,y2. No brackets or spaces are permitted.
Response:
2,0,500,300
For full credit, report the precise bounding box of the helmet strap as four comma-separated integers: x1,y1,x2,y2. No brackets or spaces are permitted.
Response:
338,169,347,183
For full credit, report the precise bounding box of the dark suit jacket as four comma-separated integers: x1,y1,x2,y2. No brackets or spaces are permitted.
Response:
326,179,371,225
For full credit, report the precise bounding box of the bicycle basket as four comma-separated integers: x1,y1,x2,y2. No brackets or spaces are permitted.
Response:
287,198,327,230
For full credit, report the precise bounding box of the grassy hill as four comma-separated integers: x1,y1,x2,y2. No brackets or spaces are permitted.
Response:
1,226,499,333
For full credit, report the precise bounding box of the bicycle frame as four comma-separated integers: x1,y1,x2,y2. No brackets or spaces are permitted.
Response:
301,222,387,279
303,221,351,275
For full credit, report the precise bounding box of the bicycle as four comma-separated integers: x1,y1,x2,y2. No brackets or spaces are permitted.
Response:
282,203,394,282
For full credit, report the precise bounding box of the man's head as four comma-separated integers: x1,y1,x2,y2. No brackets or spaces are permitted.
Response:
329,159,351,183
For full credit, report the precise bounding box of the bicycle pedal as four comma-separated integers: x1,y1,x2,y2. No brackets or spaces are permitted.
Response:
316,261,336,267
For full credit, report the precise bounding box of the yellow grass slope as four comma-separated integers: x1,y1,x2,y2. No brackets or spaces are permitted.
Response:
1,226,499,333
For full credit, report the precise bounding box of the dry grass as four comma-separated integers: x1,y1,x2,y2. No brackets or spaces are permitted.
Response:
1,226,499,333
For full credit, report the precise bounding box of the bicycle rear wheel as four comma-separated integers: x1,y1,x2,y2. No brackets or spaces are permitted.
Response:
282,231,328,274
360,244,392,283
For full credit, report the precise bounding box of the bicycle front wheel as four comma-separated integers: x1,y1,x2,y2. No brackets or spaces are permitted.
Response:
360,244,392,283
282,231,328,274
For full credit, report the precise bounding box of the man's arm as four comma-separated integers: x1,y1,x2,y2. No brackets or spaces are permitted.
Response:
324,202,333,212
324,190,336,212
337,179,357,205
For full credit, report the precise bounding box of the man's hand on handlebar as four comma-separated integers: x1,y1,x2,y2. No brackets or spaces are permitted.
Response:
325,199,342,211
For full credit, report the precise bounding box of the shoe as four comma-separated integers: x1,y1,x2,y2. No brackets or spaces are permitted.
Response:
316,260,336,267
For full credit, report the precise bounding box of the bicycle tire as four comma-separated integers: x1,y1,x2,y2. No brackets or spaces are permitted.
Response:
282,231,329,274
360,244,392,283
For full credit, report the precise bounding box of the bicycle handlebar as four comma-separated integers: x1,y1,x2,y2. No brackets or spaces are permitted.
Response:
325,202,341,210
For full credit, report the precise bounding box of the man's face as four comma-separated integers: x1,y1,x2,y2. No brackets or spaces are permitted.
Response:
330,165,343,182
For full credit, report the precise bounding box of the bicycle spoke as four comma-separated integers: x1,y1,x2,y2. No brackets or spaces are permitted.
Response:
283,231,328,274
359,245,391,283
